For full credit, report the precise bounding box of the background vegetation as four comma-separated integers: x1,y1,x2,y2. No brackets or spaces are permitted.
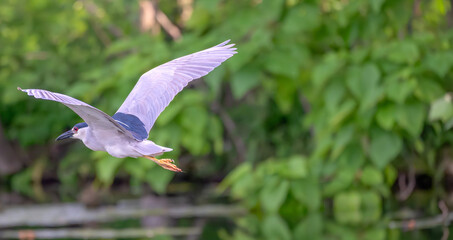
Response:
2,0,453,239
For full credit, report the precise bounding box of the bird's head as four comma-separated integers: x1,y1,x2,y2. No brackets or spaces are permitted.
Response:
56,122,88,141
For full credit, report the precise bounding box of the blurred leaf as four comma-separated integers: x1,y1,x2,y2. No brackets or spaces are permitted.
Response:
230,67,261,99
324,81,346,113
329,99,356,129
261,215,292,240
396,102,426,137
376,103,397,130
293,213,323,239
312,54,344,89
370,0,386,13
331,124,355,158
323,168,356,196
260,176,289,213
227,27,271,71
363,229,387,240
369,128,402,169
11,168,33,197
275,77,298,113
145,165,174,194
218,163,252,192
425,51,453,77
95,153,124,184
360,166,384,186
384,165,398,186
291,177,321,211
385,77,416,104
415,79,444,101
361,190,382,224
333,191,362,224
282,4,321,34
387,41,420,64
278,155,308,179
429,95,453,122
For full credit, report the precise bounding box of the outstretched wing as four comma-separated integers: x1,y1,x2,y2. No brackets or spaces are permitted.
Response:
19,88,135,139
116,40,237,137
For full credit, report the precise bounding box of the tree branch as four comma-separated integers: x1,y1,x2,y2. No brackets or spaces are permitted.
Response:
0,202,246,228
0,227,201,239
388,211,453,231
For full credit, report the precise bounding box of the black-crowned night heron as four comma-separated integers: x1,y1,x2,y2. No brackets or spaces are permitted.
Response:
19,40,237,172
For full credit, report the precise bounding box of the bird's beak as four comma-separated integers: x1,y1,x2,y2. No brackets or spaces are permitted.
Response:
56,130,73,141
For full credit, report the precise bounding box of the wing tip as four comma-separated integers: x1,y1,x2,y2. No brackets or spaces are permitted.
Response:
217,39,231,47
215,40,238,55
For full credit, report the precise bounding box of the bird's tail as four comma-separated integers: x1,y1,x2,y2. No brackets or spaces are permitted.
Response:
135,140,173,157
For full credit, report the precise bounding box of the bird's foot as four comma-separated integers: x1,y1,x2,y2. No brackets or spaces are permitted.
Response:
144,156,182,172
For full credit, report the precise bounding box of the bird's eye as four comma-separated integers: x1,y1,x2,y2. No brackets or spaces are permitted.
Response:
74,127,78,132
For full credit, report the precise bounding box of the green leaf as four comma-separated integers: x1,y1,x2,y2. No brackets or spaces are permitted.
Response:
384,165,398,186
333,191,362,224
385,77,416,104
323,167,356,196
346,64,383,111
95,153,124,184
264,47,301,78
145,165,174,194
369,128,402,169
123,158,153,180
293,213,323,239
312,53,344,89
346,64,380,98
361,190,382,224
230,67,261,99
261,215,292,240
291,177,321,211
360,166,384,186
415,79,444,101
387,41,420,64
396,102,426,137
260,176,290,213
376,103,397,130
331,124,355,158
364,229,387,240
227,27,271,71
204,65,225,96
218,162,252,192
277,155,308,179
11,168,33,197
337,143,365,171
425,51,453,78
275,77,298,113
370,0,385,13
282,4,321,34
324,81,346,114
329,99,356,129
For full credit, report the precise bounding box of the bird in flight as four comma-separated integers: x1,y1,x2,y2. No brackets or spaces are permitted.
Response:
19,40,237,172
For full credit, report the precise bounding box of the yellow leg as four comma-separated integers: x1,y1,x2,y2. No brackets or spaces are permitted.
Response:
144,155,182,172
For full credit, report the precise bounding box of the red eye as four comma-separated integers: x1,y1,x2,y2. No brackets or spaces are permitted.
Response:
74,127,78,132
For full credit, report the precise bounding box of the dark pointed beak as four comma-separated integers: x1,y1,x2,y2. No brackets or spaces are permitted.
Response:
56,130,73,141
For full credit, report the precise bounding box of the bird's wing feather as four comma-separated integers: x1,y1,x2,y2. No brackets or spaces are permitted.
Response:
19,88,135,139
116,40,237,136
